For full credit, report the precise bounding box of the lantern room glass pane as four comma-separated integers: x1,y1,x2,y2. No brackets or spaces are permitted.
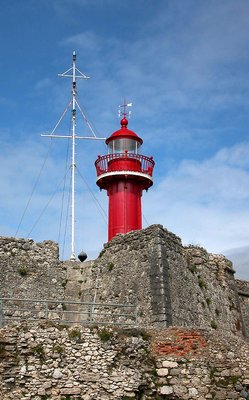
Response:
108,138,141,154
107,142,114,154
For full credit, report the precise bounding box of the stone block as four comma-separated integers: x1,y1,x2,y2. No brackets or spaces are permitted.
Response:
159,385,173,395
156,368,169,376
174,385,188,396
188,387,198,397
162,360,178,368
53,369,62,379
60,387,81,395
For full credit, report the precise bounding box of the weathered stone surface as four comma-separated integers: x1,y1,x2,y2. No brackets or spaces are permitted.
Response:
0,225,249,399
53,368,62,379
0,225,248,337
0,236,65,304
0,324,248,399
188,387,199,397
88,225,246,335
162,360,178,368
160,385,173,395
236,279,249,338
156,368,168,376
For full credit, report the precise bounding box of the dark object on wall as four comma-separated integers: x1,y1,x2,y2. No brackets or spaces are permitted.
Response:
78,251,87,262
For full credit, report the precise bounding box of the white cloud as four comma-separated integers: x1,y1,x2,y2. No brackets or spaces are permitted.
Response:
143,141,249,264
60,31,100,51
0,132,107,259
2,0,249,274
34,78,52,90
224,246,249,281
1,133,248,275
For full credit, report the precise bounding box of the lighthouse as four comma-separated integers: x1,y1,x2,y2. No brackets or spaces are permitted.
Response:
95,103,155,241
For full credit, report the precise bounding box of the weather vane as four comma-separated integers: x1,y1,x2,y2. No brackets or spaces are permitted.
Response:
118,98,132,119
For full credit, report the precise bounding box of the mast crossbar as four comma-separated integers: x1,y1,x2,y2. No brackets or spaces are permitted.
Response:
41,134,106,140
58,74,90,79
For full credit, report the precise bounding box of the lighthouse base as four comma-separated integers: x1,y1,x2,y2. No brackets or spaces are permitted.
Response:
107,180,142,241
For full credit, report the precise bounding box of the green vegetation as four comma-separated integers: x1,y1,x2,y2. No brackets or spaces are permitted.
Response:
198,276,207,289
210,320,217,330
216,375,239,387
187,243,205,250
117,327,151,341
18,267,28,277
209,366,217,380
53,344,64,354
189,265,197,274
68,328,81,341
107,262,114,271
32,344,45,360
97,328,113,342
206,297,212,306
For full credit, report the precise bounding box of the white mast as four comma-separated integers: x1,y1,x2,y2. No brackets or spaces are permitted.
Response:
42,51,105,261
70,51,77,260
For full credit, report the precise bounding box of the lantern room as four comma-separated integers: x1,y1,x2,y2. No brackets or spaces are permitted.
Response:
106,117,143,155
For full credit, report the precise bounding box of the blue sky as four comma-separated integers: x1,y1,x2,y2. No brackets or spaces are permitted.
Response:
0,0,249,278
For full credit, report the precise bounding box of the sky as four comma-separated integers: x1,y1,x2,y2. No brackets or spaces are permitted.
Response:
0,0,249,279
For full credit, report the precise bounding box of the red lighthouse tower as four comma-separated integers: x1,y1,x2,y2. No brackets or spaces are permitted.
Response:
95,103,155,241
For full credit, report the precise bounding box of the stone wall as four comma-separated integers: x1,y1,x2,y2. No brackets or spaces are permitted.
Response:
0,236,65,300
0,228,249,399
90,225,244,336
0,322,249,400
236,279,249,338
0,227,247,337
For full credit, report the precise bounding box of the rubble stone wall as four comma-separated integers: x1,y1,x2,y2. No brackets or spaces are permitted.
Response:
236,279,249,338
91,225,245,336
0,227,248,337
0,323,249,400
0,236,66,301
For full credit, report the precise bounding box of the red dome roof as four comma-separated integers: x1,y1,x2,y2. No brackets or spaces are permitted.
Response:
106,117,143,145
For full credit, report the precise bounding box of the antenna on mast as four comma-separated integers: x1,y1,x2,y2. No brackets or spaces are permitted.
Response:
42,51,106,261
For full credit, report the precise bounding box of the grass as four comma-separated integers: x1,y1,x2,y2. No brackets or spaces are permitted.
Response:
107,262,114,271
198,276,207,289
206,298,212,306
68,328,81,341
32,344,45,360
117,327,151,341
18,267,28,277
97,328,113,342
189,265,197,274
216,375,239,387
210,320,217,330
209,366,217,380
53,344,64,354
